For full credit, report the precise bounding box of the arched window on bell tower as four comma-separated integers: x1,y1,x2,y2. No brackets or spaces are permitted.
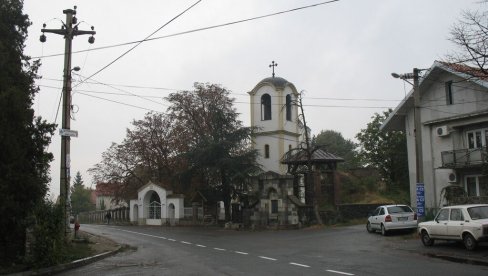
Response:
286,94,292,121
261,94,272,120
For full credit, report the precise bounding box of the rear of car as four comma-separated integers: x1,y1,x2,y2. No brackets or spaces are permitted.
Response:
366,204,418,235
383,205,418,231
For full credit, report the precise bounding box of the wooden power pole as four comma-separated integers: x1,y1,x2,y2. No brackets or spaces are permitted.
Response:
40,6,95,238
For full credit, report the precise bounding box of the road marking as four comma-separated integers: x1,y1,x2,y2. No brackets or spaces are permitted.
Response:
181,241,192,245
258,256,277,261
326,269,355,275
214,247,226,251
235,251,249,255
290,262,310,268
196,244,206,248
168,238,176,242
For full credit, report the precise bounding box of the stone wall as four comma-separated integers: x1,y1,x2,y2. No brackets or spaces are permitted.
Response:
336,203,389,220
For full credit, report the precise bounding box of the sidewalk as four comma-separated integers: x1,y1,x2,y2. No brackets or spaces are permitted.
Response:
9,231,123,276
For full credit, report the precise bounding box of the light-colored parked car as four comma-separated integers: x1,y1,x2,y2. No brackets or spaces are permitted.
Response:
366,204,418,236
418,204,488,250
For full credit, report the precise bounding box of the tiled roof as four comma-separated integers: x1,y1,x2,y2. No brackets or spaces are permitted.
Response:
438,61,488,80
281,148,344,164
95,182,119,196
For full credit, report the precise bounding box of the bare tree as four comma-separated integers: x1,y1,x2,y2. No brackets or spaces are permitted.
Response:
448,5,488,72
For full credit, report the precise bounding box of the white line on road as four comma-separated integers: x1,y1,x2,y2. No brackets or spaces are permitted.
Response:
290,262,310,268
326,269,355,275
214,247,226,251
258,256,277,261
235,251,249,255
196,244,206,248
181,241,192,245
168,238,176,242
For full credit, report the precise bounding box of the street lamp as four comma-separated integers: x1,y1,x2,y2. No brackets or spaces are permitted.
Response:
392,68,424,216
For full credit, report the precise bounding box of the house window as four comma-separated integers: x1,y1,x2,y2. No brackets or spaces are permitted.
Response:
261,94,272,120
286,94,292,121
289,144,292,151
445,81,453,105
465,175,488,197
466,129,488,149
264,144,270,159
271,200,278,214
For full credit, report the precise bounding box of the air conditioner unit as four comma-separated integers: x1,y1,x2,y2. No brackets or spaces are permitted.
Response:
447,170,457,183
436,125,449,137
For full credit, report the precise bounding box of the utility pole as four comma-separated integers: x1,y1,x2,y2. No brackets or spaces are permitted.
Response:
40,6,95,239
412,68,423,185
392,68,424,216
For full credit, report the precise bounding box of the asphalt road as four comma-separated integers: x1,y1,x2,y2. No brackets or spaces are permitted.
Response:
62,224,488,276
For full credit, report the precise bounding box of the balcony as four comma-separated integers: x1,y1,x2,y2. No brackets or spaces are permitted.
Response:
441,147,488,168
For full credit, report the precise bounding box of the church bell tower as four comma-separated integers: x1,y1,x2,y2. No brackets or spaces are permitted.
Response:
248,62,302,174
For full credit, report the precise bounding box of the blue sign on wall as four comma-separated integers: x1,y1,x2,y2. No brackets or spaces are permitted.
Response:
416,183,425,217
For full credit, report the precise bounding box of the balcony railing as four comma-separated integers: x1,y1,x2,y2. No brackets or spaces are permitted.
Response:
441,147,488,168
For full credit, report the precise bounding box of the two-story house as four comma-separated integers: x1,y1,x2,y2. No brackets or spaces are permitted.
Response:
382,61,488,212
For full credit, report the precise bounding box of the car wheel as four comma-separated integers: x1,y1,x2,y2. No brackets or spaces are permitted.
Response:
366,222,374,233
421,230,434,246
463,233,477,251
381,224,388,236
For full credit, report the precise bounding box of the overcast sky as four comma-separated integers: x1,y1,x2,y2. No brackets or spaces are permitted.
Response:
23,0,480,197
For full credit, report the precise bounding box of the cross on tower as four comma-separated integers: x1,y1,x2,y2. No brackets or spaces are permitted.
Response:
269,61,278,78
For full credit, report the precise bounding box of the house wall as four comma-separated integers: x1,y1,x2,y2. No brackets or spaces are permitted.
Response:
406,70,488,210
96,195,126,210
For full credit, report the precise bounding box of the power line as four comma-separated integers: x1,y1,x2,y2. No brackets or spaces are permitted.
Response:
33,0,341,59
76,91,161,112
75,0,202,88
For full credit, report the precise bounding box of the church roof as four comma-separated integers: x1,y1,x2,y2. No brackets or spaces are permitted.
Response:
257,77,290,89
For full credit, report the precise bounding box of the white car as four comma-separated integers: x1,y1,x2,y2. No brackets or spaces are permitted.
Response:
418,204,488,250
366,205,418,236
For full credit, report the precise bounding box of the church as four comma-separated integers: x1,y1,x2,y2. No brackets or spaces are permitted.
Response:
128,63,342,227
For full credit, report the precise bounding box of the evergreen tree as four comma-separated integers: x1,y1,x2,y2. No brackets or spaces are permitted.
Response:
0,0,56,263
70,172,95,215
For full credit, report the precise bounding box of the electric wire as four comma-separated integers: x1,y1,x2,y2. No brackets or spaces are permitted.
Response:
74,0,202,88
33,0,340,60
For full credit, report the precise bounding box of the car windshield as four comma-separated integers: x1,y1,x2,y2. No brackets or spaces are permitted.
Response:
387,206,412,214
467,206,488,220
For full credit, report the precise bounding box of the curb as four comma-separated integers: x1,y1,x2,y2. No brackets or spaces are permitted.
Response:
9,239,124,276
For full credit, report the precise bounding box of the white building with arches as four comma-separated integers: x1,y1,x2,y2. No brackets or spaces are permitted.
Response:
129,181,184,226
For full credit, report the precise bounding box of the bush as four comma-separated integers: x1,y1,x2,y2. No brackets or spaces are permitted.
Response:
28,201,66,268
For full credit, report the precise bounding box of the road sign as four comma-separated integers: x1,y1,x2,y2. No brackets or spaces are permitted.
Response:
59,129,78,137
416,183,425,217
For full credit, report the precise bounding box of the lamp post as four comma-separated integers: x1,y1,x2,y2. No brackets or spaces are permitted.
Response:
392,68,424,215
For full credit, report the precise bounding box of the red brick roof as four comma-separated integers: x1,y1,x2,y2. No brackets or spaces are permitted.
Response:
95,182,119,196
439,61,488,80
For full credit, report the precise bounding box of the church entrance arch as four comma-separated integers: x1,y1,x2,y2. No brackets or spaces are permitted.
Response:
147,192,161,219
143,190,163,225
